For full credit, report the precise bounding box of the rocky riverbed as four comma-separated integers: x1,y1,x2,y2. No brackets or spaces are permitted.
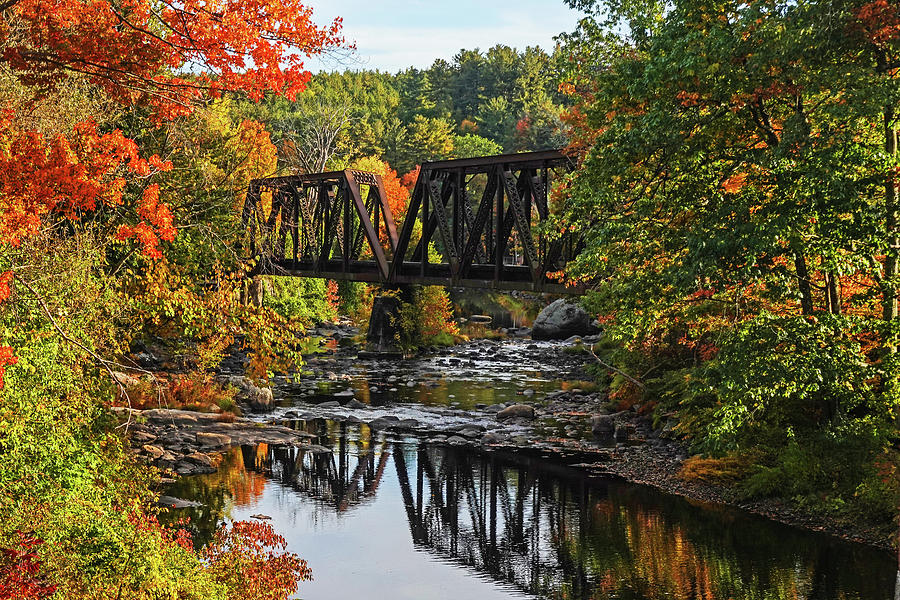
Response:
125,333,896,551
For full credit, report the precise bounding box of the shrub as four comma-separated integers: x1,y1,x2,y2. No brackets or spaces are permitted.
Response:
397,286,459,349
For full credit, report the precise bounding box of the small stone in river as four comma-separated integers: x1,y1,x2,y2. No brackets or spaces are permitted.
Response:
485,403,505,412
475,403,486,409
157,495,203,509
250,514,272,520
456,427,482,438
369,387,380,393
317,400,341,409
142,444,165,459
522,388,535,397
406,381,416,387
446,435,468,445
387,375,398,383
482,432,506,444
334,389,355,398
394,419,420,430
497,404,535,420
448,394,455,399
345,399,367,409
389,387,398,392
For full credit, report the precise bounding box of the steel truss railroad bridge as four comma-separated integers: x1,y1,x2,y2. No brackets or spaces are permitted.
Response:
241,150,580,293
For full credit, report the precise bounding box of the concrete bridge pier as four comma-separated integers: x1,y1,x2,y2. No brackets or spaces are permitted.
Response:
365,285,415,354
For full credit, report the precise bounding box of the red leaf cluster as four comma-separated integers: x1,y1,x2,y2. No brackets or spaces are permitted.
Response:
857,0,900,46
3,0,346,120
203,520,312,600
0,534,56,600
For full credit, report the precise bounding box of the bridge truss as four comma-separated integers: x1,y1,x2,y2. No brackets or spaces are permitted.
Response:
241,150,579,292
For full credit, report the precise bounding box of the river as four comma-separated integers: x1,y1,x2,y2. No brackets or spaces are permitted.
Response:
163,326,897,600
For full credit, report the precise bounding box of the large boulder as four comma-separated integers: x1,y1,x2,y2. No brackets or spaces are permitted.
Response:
532,299,600,341
497,404,535,420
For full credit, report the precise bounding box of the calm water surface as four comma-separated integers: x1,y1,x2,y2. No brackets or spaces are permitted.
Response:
166,422,895,600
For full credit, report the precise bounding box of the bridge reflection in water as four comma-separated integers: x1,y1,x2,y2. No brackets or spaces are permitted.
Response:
166,421,894,600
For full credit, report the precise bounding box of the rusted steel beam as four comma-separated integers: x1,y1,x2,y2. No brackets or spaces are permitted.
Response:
345,169,391,281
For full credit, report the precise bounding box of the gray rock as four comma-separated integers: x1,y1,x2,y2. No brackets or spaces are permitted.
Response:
369,416,400,429
196,432,231,448
183,451,214,467
522,388,535,397
317,400,341,409
532,299,600,341
446,435,468,445
111,370,142,389
220,376,274,412
334,388,356,398
485,403,505,412
131,430,157,444
142,444,165,459
481,432,507,444
345,399,367,409
300,444,332,454
497,404,535,420
591,414,615,441
158,495,203,509
455,427,483,438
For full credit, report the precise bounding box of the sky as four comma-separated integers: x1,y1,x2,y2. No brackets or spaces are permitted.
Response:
304,0,584,73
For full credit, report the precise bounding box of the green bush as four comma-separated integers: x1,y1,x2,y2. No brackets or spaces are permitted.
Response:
263,277,336,323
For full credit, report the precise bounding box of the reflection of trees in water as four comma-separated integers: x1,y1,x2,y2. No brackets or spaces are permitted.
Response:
160,446,269,548
164,424,893,599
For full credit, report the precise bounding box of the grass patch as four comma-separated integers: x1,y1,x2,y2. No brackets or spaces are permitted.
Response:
678,453,753,485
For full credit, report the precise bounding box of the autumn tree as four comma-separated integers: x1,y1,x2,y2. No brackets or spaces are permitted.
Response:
557,0,900,513
0,0,346,595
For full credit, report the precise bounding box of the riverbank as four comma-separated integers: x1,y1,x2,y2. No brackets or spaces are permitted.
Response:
126,336,897,554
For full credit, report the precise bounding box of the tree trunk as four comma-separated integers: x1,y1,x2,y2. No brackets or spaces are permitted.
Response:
884,109,899,350
825,271,841,315
794,251,815,316
250,276,264,308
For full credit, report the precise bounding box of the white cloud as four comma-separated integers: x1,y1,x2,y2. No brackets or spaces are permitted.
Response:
304,0,582,72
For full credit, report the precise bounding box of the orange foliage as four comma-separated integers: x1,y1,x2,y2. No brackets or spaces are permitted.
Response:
720,172,748,194
400,166,421,192
857,0,900,46
0,112,172,249
3,0,346,120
